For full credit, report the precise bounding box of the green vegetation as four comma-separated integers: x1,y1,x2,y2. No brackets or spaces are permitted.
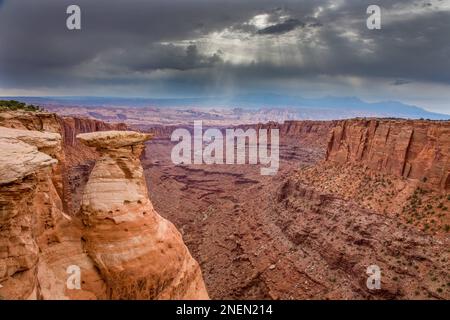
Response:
402,187,450,233
0,100,42,112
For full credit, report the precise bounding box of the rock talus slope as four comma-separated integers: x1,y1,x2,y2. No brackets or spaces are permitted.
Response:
78,131,209,299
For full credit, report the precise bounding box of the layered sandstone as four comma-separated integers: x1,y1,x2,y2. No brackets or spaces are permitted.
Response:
0,127,106,300
142,117,450,299
78,131,209,299
0,110,127,142
0,138,56,184
0,128,63,299
326,119,450,190
0,110,128,214
0,110,61,133
0,110,128,167
0,115,209,300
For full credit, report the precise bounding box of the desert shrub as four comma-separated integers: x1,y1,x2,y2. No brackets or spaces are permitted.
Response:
0,100,41,112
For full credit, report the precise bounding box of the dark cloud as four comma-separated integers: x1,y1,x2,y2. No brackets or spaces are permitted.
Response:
392,79,413,86
307,22,323,28
257,18,305,35
98,44,222,72
0,0,449,113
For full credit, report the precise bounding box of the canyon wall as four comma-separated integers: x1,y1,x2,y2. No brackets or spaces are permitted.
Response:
137,120,337,147
0,111,208,300
257,120,338,148
326,119,450,191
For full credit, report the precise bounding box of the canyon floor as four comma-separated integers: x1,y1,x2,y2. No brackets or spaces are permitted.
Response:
141,133,449,300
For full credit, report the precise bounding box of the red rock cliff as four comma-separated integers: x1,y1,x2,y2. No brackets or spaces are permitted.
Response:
326,119,450,191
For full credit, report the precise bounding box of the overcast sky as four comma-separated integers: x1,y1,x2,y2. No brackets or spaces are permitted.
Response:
0,0,449,113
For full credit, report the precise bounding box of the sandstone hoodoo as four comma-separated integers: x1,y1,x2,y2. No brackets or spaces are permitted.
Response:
77,131,209,299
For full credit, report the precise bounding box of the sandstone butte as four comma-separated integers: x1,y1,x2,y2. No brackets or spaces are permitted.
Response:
0,125,208,300
77,131,209,299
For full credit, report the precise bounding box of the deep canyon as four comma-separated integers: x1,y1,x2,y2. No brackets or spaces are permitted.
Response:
0,109,449,300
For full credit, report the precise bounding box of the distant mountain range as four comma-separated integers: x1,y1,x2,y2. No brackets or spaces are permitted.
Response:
3,94,449,120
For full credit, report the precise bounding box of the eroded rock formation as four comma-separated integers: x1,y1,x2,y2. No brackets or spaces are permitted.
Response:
0,127,67,299
0,116,208,300
0,110,129,214
78,131,209,299
0,127,105,300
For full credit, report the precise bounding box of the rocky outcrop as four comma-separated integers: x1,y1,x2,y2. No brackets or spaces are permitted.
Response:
0,111,61,133
0,110,129,214
59,117,128,213
0,127,106,300
0,138,57,185
0,110,128,143
0,110,128,168
0,116,209,300
0,128,61,299
0,127,61,157
78,131,209,299
326,119,450,190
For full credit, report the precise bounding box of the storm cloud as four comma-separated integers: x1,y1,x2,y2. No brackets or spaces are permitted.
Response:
0,0,449,113
256,18,306,35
